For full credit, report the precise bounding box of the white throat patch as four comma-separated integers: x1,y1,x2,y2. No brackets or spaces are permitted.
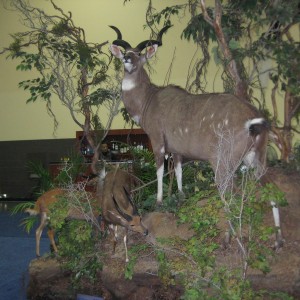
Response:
122,78,136,91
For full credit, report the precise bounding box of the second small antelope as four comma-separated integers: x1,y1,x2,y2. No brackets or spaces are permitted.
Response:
99,168,148,262
109,26,283,249
26,188,99,257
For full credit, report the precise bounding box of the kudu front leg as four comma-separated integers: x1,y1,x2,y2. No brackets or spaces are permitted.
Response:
155,153,165,206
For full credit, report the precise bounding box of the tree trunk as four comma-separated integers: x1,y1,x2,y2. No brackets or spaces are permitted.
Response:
200,0,250,102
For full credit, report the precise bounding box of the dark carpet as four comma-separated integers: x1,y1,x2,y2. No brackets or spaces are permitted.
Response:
0,201,48,300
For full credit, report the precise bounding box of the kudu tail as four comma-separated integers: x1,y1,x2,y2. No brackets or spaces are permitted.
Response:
25,208,39,216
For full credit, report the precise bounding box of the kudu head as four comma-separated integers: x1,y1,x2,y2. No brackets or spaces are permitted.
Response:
109,25,171,74
109,186,148,235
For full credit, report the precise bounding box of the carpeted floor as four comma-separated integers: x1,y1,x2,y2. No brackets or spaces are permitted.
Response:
0,202,48,300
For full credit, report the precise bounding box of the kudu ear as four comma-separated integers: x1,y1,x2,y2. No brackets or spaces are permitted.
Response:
146,44,158,59
110,44,124,59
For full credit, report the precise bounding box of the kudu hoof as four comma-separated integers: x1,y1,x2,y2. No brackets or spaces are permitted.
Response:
273,239,284,251
178,191,186,202
156,201,163,207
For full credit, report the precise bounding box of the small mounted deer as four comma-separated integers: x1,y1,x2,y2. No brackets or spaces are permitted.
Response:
25,188,99,257
109,26,283,249
98,167,148,262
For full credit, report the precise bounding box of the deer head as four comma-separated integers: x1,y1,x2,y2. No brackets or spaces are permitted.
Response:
109,25,171,74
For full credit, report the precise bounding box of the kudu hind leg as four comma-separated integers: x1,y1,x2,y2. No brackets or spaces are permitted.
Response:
258,167,284,250
173,153,185,200
271,201,284,250
244,155,284,250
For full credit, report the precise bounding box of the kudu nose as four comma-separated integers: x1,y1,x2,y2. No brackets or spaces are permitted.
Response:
124,55,131,63
144,229,148,236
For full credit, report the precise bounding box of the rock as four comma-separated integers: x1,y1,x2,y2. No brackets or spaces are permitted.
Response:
143,211,194,244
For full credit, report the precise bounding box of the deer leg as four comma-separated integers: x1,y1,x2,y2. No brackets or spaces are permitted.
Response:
47,228,58,254
173,153,185,200
36,212,47,257
259,173,284,250
124,229,129,263
155,153,165,205
271,201,284,250
109,224,118,254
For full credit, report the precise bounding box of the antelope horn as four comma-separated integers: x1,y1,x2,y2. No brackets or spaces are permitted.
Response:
112,194,132,222
157,25,172,43
123,186,138,215
109,25,132,49
135,25,172,51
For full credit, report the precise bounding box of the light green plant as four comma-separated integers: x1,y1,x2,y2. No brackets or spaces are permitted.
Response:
124,243,150,280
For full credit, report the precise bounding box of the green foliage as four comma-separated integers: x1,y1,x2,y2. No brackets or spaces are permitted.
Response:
147,5,184,28
10,201,37,234
11,160,54,235
146,166,288,298
131,148,158,211
3,1,122,148
124,255,137,280
48,192,102,283
131,148,215,214
19,76,54,103
124,243,150,280
54,151,86,186
156,249,173,285
57,219,102,283
178,190,221,273
182,8,217,43
260,183,288,207
27,160,53,194
292,143,300,169
15,153,93,242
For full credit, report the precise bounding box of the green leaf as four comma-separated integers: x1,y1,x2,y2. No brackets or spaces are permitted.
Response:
229,39,240,50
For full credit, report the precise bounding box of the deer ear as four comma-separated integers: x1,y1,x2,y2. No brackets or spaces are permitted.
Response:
146,44,158,59
110,44,124,59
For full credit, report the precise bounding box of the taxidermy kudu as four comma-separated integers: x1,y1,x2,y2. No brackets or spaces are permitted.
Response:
98,168,148,262
109,25,283,249
25,188,99,257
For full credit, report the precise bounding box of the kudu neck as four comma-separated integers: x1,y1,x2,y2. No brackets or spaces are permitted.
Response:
124,65,151,85
122,65,157,125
